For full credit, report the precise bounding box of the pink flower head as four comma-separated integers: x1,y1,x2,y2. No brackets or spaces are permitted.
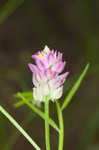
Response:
28,45,69,103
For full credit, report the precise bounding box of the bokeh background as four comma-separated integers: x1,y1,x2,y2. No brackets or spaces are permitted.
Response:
0,0,98,150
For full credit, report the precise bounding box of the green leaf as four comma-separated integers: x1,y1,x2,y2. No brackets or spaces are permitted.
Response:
17,92,60,133
0,105,41,150
15,91,33,98
0,0,24,23
61,63,90,111
14,100,27,108
14,91,33,108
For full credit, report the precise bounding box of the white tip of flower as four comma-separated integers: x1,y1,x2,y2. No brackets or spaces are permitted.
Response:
42,83,49,96
33,83,50,103
43,45,50,54
33,87,44,102
50,86,63,102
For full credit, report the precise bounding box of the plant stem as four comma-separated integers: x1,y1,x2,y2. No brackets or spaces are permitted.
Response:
0,105,41,150
45,97,50,150
3,111,34,150
56,101,64,150
18,93,60,133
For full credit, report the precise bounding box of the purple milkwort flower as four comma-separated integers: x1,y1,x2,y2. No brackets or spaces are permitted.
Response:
28,46,69,103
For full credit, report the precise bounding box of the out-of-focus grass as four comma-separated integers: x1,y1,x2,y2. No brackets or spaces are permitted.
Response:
0,0,24,23
77,107,99,150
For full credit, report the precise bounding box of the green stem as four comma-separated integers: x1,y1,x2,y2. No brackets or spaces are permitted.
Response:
18,93,60,133
45,97,50,150
0,105,41,150
56,101,64,150
3,111,35,150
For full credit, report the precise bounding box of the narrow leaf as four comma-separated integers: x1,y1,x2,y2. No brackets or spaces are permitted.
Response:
0,105,41,150
14,91,33,108
17,93,60,133
14,100,27,108
61,63,90,111
15,91,33,98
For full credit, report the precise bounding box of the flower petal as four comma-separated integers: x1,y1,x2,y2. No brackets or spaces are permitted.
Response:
47,52,55,66
28,63,36,73
52,61,66,73
35,59,46,70
57,52,62,61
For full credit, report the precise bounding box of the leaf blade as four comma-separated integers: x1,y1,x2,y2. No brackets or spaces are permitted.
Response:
14,91,33,108
14,100,26,107
61,63,90,111
0,105,41,150
17,93,60,133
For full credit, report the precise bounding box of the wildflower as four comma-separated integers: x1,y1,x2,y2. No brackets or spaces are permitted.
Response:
28,46,69,103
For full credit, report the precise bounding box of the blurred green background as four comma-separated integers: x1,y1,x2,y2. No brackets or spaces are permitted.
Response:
0,0,98,150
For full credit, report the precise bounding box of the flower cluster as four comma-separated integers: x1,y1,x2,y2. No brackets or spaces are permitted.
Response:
28,46,69,104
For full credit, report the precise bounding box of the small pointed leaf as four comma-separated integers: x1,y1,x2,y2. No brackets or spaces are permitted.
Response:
61,63,90,111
